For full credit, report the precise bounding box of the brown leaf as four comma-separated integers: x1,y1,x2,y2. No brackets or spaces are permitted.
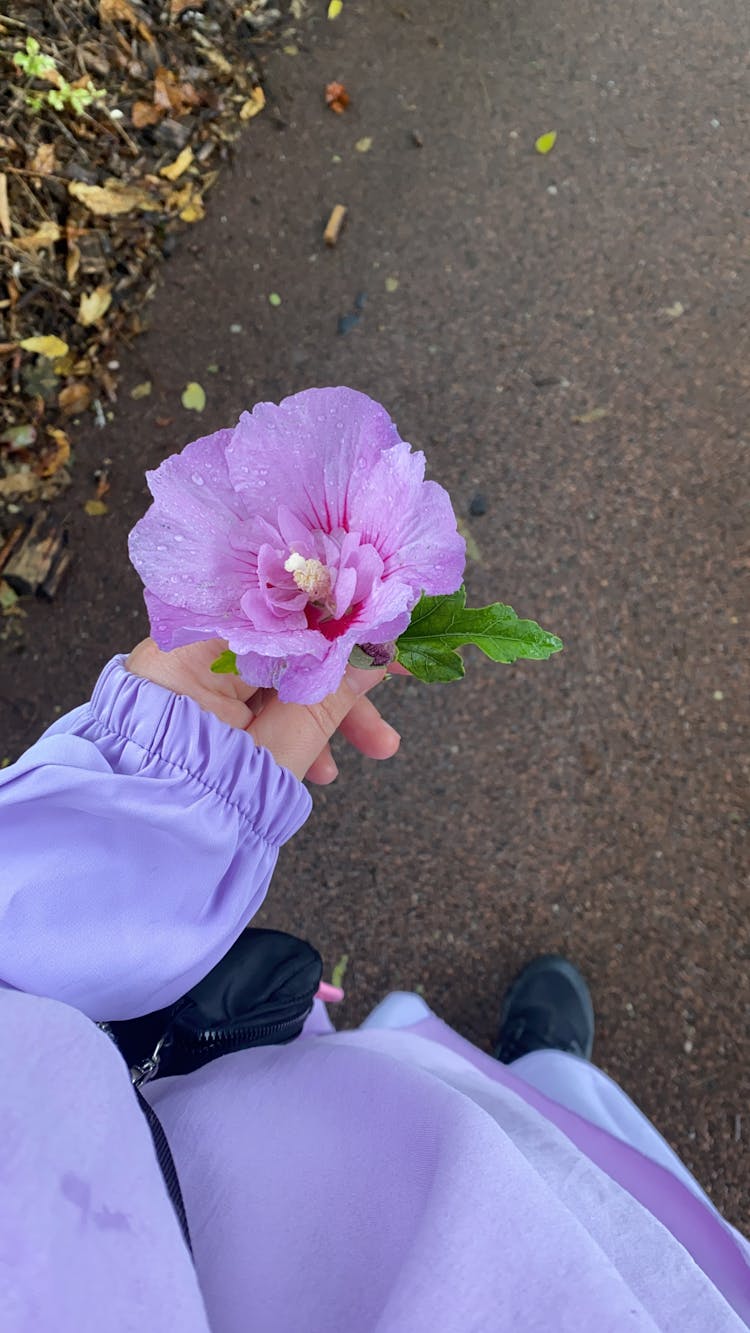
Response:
58,382,92,416
0,174,10,239
99,0,154,43
325,82,350,114
14,222,62,253
132,100,163,128
154,68,202,116
170,0,203,15
29,143,57,177
68,180,156,217
37,428,71,478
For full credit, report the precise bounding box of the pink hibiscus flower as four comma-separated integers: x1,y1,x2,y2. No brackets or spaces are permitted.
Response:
129,387,465,703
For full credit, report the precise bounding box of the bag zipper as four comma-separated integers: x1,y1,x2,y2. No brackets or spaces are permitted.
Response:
178,1010,310,1059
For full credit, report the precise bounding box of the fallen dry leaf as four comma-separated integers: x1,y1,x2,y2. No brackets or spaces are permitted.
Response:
154,67,202,116
167,182,205,222
159,146,194,180
29,143,57,177
0,174,10,239
58,382,92,416
84,498,109,516
170,0,203,15
14,222,62,253
239,87,266,120
20,335,69,359
132,100,163,129
78,286,113,327
38,428,71,478
325,82,350,114
69,180,156,217
572,407,609,424
0,472,38,498
658,301,685,320
99,0,154,44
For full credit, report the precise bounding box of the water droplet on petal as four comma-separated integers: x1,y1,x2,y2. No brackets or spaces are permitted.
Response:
191,472,204,486
174,534,184,542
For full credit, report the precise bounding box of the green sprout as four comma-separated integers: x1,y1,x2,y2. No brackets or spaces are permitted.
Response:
13,36,57,80
12,36,106,116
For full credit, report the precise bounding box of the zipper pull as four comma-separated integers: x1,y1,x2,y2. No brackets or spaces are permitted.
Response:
130,1031,169,1089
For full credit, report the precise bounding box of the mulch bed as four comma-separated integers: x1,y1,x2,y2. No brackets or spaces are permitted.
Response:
0,0,295,517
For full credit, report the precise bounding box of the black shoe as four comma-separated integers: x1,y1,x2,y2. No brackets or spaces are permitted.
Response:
493,954,594,1064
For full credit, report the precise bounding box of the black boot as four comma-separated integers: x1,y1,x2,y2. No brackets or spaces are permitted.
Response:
493,954,594,1064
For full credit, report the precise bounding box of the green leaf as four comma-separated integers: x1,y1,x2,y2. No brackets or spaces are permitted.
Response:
394,585,563,683
181,381,206,412
535,130,557,154
210,649,240,675
331,953,349,988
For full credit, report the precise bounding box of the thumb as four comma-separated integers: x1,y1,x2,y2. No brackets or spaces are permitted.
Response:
247,665,386,779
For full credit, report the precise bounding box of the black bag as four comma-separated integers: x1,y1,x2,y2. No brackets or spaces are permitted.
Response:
101,927,323,1253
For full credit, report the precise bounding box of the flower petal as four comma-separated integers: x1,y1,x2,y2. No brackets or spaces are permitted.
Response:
226,388,401,531
144,589,232,651
129,429,254,614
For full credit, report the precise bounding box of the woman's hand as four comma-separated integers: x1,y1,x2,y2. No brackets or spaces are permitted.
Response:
125,638,400,784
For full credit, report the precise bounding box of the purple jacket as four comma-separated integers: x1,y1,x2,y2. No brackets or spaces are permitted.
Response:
1,658,748,1332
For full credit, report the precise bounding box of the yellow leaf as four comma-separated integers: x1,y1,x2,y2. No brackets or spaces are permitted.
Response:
84,499,109,516
78,285,113,327
572,407,609,424
535,131,557,155
68,180,155,216
130,380,152,399
328,0,343,17
384,276,399,293
239,87,266,120
355,136,373,153
14,222,62,253
181,381,206,412
20,335,70,359
180,194,205,223
159,146,194,181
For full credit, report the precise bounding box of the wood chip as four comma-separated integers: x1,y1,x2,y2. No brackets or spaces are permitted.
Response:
3,511,66,597
0,174,10,239
323,204,347,247
0,524,25,575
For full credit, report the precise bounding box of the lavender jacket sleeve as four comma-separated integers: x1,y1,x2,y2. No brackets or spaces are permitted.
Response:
0,655,312,1021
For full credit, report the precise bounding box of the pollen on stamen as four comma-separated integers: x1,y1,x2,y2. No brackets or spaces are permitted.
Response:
284,551,332,602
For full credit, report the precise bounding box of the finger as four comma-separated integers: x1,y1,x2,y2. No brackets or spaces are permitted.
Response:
248,665,386,779
338,694,400,760
305,744,339,785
